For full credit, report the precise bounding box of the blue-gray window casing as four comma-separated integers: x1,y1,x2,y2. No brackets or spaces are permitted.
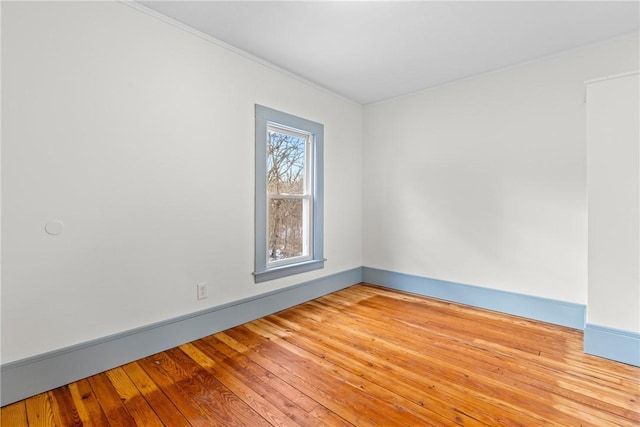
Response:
254,105,324,282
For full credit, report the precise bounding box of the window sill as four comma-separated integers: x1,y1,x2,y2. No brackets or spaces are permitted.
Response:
253,259,325,283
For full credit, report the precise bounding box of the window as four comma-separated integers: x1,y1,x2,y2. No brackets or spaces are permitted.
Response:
254,105,324,282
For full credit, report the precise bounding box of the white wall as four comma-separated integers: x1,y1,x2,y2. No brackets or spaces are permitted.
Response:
1,2,362,363
363,35,639,304
586,73,639,332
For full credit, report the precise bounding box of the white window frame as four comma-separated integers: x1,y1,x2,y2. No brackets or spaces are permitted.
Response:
254,105,324,282
266,124,313,267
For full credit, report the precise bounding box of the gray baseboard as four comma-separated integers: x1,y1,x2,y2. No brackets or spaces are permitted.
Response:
1,266,600,406
1,267,363,406
584,323,640,367
363,267,586,329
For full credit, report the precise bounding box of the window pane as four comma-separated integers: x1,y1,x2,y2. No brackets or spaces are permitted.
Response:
267,129,306,195
268,198,305,262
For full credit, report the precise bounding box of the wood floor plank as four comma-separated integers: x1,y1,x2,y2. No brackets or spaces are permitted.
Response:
198,335,319,413
273,300,636,426
259,314,551,426
1,401,28,427
87,373,138,427
2,283,639,426
217,329,395,427
319,290,640,392
164,346,272,427
120,362,192,427
317,287,640,425
228,323,457,426
343,286,639,381
25,392,56,427
136,353,228,427
179,342,303,427
68,379,111,427
196,335,353,427
48,388,82,427
105,368,164,427
266,311,559,425
305,295,639,418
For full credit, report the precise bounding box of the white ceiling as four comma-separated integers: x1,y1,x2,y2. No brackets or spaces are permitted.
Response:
137,1,639,104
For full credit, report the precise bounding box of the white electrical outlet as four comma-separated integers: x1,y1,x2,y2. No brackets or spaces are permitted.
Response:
197,283,208,300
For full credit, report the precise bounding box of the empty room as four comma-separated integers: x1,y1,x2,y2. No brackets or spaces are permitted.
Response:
1,1,639,425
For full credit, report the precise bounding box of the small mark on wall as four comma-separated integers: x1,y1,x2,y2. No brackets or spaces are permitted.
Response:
45,220,65,236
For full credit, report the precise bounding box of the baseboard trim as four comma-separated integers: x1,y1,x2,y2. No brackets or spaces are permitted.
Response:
362,267,586,330
584,323,640,367
0,266,598,405
0,267,363,406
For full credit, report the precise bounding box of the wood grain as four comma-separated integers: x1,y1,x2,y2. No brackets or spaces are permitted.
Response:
67,380,110,427
25,393,55,427
2,283,639,426
1,402,28,427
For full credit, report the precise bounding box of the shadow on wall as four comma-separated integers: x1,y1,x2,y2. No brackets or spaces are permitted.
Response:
373,157,583,292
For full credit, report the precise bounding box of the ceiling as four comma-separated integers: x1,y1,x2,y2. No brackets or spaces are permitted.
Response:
137,1,640,105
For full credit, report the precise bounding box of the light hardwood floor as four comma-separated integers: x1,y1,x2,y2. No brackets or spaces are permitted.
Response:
2,284,639,426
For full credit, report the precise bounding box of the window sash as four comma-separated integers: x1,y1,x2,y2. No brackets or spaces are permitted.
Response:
267,124,312,197
267,195,313,266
